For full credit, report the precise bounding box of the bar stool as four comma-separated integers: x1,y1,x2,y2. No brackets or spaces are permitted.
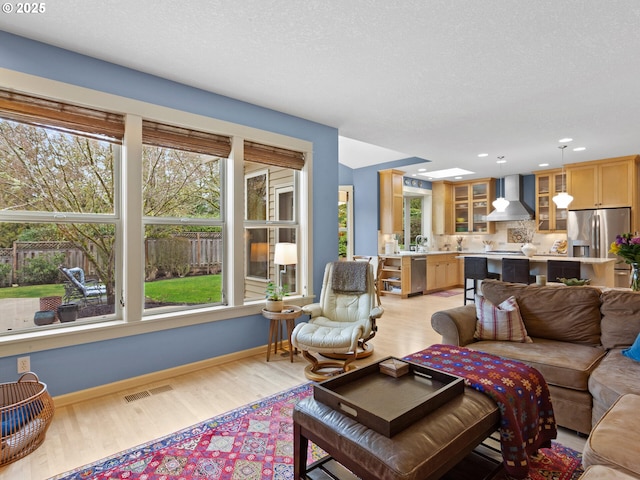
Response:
502,258,535,284
464,257,500,304
547,260,581,282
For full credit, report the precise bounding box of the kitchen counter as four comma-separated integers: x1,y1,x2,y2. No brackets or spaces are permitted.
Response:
383,250,464,257
461,252,616,264
458,253,617,287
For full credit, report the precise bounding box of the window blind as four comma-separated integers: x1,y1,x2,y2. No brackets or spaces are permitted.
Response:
244,141,305,170
0,89,124,142
142,120,232,158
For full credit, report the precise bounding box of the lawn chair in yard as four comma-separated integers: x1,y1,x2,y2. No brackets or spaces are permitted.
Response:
59,266,106,305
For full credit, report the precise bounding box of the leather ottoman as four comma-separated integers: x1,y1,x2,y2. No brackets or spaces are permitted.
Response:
293,389,499,480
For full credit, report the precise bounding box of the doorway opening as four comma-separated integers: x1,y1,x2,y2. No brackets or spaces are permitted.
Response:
338,186,353,259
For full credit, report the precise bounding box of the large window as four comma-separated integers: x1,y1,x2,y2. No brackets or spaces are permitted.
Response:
0,91,122,330
142,121,226,314
243,141,303,301
0,86,310,338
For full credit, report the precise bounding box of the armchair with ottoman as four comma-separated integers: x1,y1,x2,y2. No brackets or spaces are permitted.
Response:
430,279,640,436
291,261,383,381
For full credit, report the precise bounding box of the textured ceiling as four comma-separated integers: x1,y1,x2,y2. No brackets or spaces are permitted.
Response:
2,0,640,179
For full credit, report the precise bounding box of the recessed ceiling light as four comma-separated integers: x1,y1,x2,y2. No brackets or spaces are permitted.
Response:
496,159,507,164
418,168,427,172
573,147,586,151
417,167,474,179
478,153,489,157
559,137,573,143
539,163,549,167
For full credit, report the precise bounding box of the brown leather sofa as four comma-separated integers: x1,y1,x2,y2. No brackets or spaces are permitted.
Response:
431,279,640,435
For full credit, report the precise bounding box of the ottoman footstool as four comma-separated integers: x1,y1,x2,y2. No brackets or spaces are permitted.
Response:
293,389,500,480
291,322,364,380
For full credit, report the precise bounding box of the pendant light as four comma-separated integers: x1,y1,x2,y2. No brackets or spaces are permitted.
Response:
552,145,573,208
492,156,509,212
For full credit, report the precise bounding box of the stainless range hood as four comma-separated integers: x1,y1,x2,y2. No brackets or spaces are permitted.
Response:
485,174,533,221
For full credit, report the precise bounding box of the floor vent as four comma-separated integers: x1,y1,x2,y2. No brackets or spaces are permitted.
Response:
149,385,174,395
123,385,174,403
124,391,151,403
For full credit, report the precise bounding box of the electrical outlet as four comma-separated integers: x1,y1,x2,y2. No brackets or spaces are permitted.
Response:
17,356,30,374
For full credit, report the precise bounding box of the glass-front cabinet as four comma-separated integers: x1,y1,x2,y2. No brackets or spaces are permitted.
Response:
535,168,567,232
453,178,495,234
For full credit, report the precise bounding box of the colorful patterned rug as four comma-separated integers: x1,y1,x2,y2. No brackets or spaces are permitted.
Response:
49,383,583,480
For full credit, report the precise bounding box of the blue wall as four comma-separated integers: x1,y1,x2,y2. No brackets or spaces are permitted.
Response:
0,31,338,396
338,163,354,186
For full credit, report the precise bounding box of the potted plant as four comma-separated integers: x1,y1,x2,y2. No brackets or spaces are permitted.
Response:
57,303,79,322
265,281,288,312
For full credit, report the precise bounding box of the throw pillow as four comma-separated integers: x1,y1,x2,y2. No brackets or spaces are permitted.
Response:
474,294,532,343
622,332,640,362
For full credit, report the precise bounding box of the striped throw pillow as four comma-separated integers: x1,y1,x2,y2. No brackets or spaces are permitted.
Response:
474,295,532,343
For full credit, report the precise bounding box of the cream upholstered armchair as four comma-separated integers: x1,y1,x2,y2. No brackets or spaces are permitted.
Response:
291,261,383,380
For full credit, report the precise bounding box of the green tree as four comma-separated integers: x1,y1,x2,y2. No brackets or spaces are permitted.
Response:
142,146,221,218
0,119,222,300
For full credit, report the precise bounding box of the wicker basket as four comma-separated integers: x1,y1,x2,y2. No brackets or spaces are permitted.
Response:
0,372,55,466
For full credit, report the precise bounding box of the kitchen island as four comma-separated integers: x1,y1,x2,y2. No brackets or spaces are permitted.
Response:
458,252,617,287
378,251,463,297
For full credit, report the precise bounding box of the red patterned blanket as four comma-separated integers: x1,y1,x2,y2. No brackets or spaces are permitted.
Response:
404,344,557,479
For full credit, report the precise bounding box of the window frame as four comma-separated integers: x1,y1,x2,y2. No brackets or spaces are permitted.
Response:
0,69,313,357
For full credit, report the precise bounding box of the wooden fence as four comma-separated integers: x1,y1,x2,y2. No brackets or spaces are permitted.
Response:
0,234,224,286
145,233,223,277
0,241,88,286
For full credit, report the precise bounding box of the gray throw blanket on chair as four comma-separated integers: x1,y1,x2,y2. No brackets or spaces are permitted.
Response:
331,261,368,294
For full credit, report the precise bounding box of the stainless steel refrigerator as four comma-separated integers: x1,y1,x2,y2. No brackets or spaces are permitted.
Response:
567,207,631,288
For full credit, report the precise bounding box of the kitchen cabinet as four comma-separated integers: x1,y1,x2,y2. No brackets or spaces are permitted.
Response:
379,254,428,298
431,180,453,235
379,255,411,298
566,155,640,210
453,178,495,234
379,169,404,233
426,253,462,292
534,168,568,232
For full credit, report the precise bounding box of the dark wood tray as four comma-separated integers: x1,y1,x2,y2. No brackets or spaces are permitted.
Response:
313,357,464,437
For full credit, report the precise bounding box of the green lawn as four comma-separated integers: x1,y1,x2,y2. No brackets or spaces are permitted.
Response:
144,274,222,303
0,274,222,303
0,284,65,299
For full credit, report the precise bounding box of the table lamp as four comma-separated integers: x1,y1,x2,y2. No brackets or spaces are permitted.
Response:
274,242,297,287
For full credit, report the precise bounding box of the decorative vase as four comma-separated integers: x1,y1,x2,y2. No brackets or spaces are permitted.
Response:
521,243,537,257
265,299,284,312
631,263,640,292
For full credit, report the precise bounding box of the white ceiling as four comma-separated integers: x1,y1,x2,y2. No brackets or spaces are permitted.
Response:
3,1,640,180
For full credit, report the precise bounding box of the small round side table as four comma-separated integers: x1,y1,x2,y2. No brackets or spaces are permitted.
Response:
261,305,303,362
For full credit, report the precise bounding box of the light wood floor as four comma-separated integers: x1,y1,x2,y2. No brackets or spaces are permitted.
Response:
2,290,586,479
